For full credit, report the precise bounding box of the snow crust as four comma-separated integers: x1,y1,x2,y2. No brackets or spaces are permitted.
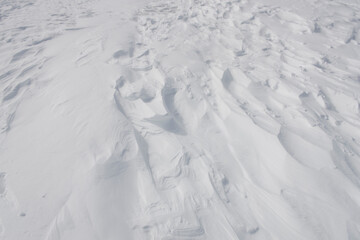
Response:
1,0,360,239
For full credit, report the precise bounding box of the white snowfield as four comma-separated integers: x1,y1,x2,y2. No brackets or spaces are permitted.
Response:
0,0,360,239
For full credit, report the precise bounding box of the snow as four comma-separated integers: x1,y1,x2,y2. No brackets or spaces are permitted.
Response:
0,0,360,239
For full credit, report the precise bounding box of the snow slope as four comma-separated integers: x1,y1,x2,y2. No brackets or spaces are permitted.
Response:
1,0,360,239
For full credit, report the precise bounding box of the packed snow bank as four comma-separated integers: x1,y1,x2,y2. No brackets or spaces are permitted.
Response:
0,0,360,239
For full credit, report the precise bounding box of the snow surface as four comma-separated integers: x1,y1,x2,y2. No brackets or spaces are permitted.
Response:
1,0,360,239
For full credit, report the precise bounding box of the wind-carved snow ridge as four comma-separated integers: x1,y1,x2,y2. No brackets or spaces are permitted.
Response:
0,0,360,239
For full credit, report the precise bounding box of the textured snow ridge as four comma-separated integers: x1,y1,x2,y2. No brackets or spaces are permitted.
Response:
1,0,360,239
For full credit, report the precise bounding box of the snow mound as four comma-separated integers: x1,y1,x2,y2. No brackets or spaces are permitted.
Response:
0,0,360,239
